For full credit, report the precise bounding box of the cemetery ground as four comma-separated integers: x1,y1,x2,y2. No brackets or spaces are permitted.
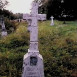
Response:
0,20,77,77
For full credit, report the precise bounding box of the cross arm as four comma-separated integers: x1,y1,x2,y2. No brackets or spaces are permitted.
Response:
23,14,32,20
38,14,46,21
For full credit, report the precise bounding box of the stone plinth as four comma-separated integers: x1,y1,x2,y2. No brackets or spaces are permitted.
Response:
22,50,44,77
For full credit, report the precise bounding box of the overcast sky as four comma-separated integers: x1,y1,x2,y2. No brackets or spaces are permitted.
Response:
6,0,34,13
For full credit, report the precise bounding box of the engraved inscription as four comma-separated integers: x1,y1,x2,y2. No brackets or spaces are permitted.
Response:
26,66,39,77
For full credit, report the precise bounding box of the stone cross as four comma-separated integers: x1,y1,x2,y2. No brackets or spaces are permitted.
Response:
50,16,54,26
23,2,46,52
0,17,7,37
22,1,46,77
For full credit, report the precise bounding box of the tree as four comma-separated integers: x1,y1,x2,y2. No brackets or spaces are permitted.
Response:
0,0,8,10
39,0,77,20
39,0,52,16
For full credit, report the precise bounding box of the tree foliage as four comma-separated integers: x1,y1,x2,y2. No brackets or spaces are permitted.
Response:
0,0,8,10
39,0,77,20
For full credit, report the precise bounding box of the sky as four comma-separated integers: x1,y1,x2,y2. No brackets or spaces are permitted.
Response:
6,0,34,13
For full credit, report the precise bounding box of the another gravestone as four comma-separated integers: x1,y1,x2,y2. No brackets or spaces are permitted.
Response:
0,17,7,37
63,15,66,24
18,19,21,22
50,16,54,26
22,1,46,77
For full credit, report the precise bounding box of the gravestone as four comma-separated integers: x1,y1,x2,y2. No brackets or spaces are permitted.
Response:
63,15,66,24
50,16,54,26
0,17,7,37
22,1,46,77
18,19,21,22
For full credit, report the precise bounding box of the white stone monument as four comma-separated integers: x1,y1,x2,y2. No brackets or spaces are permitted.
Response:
18,19,21,22
0,17,7,37
22,1,46,77
50,16,54,26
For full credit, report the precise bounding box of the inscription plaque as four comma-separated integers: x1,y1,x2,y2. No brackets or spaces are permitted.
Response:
30,57,38,66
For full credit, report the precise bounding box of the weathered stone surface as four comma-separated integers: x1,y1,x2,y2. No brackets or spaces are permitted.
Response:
22,52,44,77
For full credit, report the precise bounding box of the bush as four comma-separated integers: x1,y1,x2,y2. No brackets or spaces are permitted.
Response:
0,52,23,77
5,18,16,33
0,20,77,77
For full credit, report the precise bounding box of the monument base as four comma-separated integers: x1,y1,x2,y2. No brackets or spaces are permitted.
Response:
1,31,7,36
51,23,54,26
22,49,44,77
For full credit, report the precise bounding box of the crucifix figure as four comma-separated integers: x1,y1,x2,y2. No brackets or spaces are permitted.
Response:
22,1,46,77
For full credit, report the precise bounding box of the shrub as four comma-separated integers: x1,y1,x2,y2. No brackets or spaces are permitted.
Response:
5,18,16,33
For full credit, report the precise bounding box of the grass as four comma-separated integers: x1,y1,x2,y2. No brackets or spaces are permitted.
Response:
0,20,77,77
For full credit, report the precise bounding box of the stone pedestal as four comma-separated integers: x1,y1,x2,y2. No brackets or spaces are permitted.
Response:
1,22,7,37
1,31,7,36
22,50,44,77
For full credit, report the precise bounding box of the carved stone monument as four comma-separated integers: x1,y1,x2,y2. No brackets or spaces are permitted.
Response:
22,1,46,77
50,16,54,26
0,17,7,37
